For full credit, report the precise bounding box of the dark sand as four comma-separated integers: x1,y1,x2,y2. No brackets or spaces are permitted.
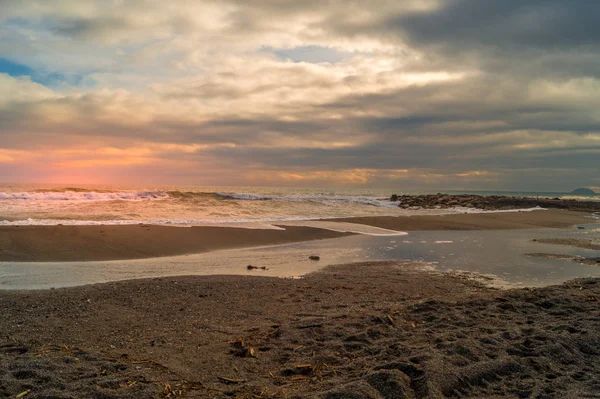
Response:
0,225,350,262
533,238,600,251
338,209,590,231
526,236,600,266
1,262,599,398
1,210,598,398
526,253,600,266
0,210,590,262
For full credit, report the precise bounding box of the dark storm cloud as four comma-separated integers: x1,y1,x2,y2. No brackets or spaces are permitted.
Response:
324,76,599,138
320,0,600,52
198,138,600,188
394,0,600,50
321,0,600,83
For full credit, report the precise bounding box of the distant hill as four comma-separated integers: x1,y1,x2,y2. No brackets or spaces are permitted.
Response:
570,188,597,196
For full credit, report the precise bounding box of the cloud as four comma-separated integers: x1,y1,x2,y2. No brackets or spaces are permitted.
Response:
394,0,600,51
0,0,598,189
0,73,59,104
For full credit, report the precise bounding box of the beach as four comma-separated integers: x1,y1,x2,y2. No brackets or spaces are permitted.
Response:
0,210,590,262
1,209,599,398
1,262,599,398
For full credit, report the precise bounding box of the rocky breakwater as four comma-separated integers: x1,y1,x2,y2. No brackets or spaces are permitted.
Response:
389,193,600,213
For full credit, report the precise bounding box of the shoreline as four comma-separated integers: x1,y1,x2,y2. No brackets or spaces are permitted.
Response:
2,208,599,398
1,262,598,398
0,209,592,262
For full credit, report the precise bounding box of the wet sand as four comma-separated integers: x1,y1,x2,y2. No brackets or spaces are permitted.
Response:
533,238,600,251
526,236,600,267
0,225,351,262
0,210,590,262
1,262,599,398
338,209,591,231
526,253,600,266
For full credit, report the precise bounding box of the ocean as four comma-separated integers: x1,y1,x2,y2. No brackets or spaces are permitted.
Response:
0,184,597,226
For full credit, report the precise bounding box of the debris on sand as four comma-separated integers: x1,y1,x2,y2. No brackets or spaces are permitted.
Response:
309,255,320,261
229,338,257,358
247,265,267,270
216,376,243,384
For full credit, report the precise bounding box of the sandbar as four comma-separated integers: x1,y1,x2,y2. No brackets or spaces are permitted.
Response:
0,209,591,262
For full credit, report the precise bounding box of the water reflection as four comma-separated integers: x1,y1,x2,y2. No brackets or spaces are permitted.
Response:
1,224,598,290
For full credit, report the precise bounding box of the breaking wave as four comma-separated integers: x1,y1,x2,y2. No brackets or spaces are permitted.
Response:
214,192,398,207
0,189,399,207
0,216,313,226
0,190,169,201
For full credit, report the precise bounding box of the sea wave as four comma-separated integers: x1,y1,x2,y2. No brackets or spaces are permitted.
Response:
34,187,108,193
0,190,398,208
451,206,548,214
0,216,313,226
0,190,169,201
0,206,551,226
214,192,398,207
0,189,397,206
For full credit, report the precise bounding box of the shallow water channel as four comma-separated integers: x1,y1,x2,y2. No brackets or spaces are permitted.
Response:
1,223,599,290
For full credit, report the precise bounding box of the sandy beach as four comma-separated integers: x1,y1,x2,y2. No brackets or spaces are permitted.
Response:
1,210,599,398
0,209,591,262
0,225,351,262
1,261,599,398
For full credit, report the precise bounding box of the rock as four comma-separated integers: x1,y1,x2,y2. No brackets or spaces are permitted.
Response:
388,192,600,212
390,194,399,202
309,255,320,261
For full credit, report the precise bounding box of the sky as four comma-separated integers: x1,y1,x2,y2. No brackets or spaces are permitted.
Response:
0,0,599,191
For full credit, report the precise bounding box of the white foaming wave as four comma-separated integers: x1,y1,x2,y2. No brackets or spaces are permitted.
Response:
0,190,169,201
0,216,315,226
215,192,398,208
276,220,408,236
443,206,547,214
